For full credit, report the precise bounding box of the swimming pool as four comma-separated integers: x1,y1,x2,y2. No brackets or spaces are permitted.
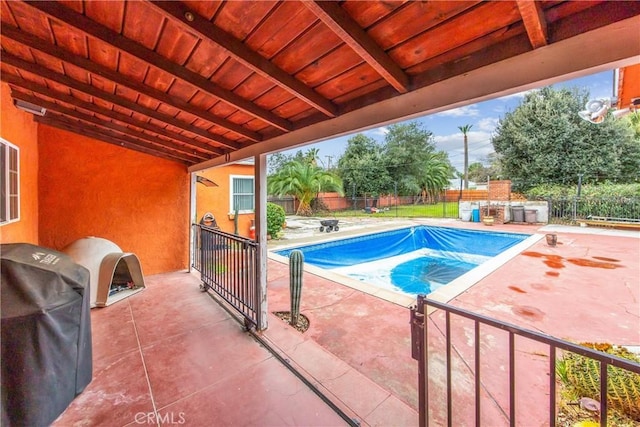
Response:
276,226,530,296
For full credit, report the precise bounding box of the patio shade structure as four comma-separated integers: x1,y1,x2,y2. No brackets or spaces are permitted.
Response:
1,1,639,169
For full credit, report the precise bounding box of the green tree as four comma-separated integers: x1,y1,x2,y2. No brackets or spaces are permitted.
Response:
466,162,490,183
621,112,640,182
268,148,322,175
492,87,639,192
267,152,293,175
383,122,451,198
336,134,391,197
458,124,473,189
627,111,640,139
304,148,320,166
267,160,344,216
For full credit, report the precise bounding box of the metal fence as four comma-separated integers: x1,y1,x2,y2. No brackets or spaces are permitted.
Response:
269,194,460,218
545,196,640,224
411,295,640,427
192,224,261,329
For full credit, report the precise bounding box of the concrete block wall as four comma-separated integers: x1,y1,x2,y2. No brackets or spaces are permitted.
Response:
459,201,549,223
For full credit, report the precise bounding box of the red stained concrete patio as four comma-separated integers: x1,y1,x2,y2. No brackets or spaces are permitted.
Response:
53,272,348,427
266,218,639,426
54,218,639,426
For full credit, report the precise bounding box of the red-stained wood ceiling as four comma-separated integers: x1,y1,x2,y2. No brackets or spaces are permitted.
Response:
1,1,639,168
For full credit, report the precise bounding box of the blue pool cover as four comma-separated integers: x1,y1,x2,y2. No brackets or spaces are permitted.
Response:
276,226,529,270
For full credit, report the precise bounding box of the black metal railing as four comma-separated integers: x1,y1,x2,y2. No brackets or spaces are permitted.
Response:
192,224,261,329
545,196,640,224
411,295,640,427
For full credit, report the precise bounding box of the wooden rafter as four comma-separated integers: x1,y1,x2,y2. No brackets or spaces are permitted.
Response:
302,0,410,94
35,114,195,165
34,114,200,165
516,0,548,49
24,0,294,131
148,1,338,118
9,88,214,159
0,24,263,142
2,53,240,152
3,71,222,156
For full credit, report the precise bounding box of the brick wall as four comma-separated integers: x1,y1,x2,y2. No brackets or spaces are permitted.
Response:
488,180,511,201
480,205,506,224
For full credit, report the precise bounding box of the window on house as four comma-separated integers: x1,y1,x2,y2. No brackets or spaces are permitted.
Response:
230,175,254,213
0,138,20,225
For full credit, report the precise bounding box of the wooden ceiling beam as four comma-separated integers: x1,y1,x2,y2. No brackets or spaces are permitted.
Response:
0,25,262,142
302,0,410,94
24,0,294,131
2,52,240,152
549,0,640,42
148,1,338,118
35,115,197,165
516,1,548,49
410,34,532,93
9,88,213,160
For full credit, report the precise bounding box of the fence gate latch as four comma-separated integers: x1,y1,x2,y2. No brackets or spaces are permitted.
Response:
410,303,425,361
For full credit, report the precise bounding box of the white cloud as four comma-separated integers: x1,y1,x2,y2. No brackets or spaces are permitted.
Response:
476,117,499,133
365,126,389,138
434,105,481,117
434,130,495,172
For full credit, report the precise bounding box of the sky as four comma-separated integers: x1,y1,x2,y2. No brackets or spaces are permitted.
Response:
280,69,616,173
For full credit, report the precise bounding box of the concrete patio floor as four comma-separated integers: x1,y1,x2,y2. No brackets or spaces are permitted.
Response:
53,272,349,427
53,217,639,426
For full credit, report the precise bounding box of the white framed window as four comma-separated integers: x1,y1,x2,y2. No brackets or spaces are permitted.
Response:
229,175,254,214
0,138,20,225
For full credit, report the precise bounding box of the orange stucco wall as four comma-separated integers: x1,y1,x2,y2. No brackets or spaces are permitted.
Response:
38,124,190,275
0,82,39,244
196,164,255,238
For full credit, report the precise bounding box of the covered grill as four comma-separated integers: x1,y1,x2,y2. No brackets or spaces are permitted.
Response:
1,243,92,426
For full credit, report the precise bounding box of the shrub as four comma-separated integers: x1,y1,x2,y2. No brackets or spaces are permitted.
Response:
527,183,640,220
526,183,640,199
266,202,286,238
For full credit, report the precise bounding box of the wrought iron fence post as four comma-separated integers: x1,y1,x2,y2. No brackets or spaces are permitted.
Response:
411,295,426,427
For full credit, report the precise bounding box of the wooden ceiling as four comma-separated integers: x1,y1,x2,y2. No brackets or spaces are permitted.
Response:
1,1,639,168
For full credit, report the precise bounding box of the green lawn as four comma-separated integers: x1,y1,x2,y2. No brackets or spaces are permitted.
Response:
322,203,459,218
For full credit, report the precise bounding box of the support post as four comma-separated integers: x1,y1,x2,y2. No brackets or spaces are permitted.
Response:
254,154,268,331
188,172,197,272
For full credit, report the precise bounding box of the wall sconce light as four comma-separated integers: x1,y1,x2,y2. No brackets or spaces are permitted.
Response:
196,176,218,187
13,99,47,116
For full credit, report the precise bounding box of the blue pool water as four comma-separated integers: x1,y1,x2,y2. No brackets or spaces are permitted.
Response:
276,226,529,295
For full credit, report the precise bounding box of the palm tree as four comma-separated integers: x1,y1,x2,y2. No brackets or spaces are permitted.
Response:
268,160,344,216
458,124,473,189
418,153,452,203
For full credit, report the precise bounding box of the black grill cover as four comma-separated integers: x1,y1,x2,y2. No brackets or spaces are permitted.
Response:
1,243,92,427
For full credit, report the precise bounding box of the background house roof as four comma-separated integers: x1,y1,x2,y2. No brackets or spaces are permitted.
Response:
1,1,639,169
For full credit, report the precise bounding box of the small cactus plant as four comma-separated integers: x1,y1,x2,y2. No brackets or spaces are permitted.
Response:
289,250,304,326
